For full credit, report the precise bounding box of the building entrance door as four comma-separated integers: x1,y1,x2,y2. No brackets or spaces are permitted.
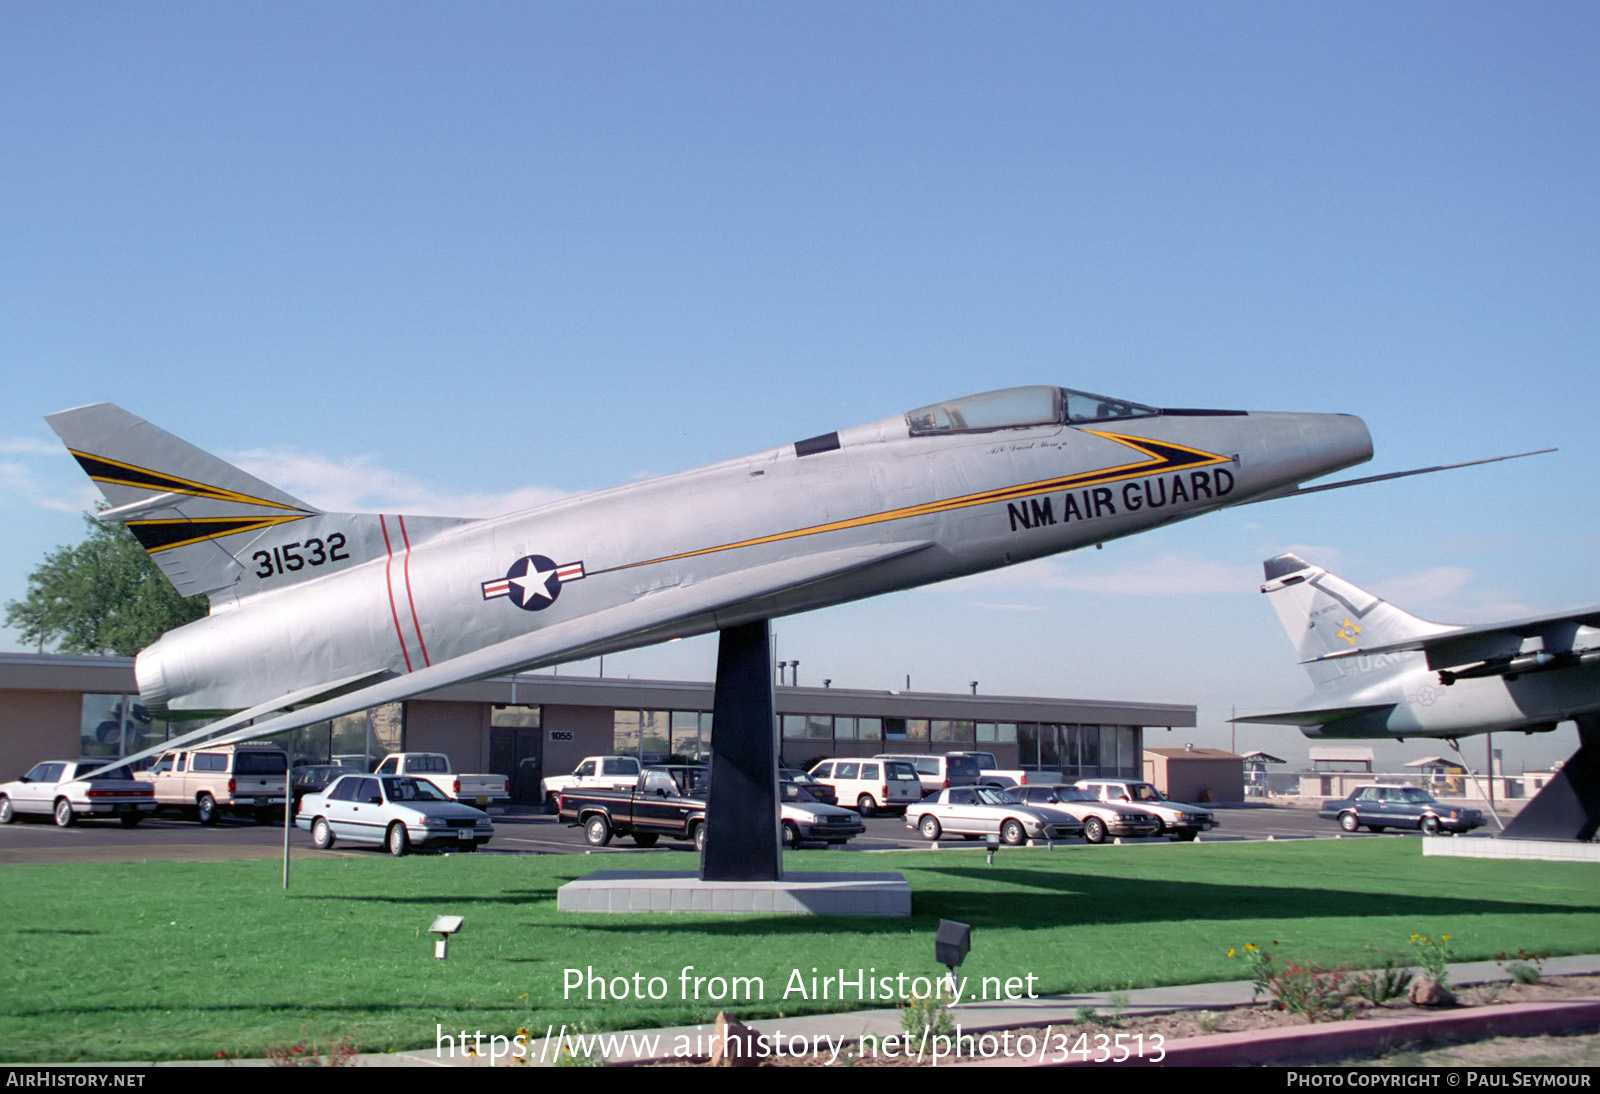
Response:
490,727,543,807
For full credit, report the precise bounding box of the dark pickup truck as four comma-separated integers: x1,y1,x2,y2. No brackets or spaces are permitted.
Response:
558,765,709,849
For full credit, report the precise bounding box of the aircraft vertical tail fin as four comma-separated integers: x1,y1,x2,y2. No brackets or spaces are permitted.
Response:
47,404,323,602
1260,553,1452,687
47,404,476,607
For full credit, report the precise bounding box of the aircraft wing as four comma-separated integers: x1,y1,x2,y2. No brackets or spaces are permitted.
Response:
201,539,938,748
1231,703,1395,727
1310,606,1600,670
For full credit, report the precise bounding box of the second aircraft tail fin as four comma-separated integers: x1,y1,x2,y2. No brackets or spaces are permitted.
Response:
1260,553,1453,687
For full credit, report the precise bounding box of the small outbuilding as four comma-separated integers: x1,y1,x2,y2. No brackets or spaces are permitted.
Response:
1144,745,1244,804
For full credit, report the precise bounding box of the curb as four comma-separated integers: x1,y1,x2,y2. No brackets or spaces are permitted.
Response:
964,999,1600,1068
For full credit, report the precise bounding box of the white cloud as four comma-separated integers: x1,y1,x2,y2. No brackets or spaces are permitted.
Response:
0,449,99,514
1377,566,1476,605
0,438,64,456
229,447,567,516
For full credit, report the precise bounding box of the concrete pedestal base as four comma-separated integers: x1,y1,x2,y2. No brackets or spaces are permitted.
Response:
557,870,911,916
1422,836,1600,864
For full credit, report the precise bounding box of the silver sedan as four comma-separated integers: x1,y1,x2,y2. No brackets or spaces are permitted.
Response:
906,786,1083,845
296,774,493,855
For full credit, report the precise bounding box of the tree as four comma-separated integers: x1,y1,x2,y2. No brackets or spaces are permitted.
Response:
5,516,208,656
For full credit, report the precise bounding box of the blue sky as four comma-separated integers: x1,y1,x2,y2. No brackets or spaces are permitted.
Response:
3,3,1596,772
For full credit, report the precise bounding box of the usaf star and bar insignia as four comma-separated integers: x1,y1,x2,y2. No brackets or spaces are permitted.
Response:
481,554,586,611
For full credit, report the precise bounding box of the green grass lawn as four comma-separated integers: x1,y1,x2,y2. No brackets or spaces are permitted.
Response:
2,839,1595,1062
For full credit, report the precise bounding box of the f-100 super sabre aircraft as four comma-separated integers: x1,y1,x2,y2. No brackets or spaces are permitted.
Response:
50,385,1374,757
59,385,1558,870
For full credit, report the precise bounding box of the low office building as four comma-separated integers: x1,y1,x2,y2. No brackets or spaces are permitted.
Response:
0,652,1196,806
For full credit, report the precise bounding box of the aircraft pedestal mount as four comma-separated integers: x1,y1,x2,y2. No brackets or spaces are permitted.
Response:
556,618,912,916
1501,714,1600,842
701,620,782,882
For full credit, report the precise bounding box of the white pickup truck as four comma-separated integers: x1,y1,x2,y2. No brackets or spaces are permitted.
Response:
372,753,509,808
949,751,1033,788
540,755,643,811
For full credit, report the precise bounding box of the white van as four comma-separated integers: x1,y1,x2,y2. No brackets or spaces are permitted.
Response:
806,757,923,816
875,752,985,795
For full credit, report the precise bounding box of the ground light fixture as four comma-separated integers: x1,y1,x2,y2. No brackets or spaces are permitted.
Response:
986,832,1000,864
935,919,971,981
428,915,464,960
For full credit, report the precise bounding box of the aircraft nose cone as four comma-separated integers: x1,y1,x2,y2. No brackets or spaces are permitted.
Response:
1300,413,1373,476
1234,410,1372,496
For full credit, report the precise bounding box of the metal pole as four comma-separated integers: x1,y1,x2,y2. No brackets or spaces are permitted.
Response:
280,722,292,890
1446,737,1505,831
283,768,292,890
1486,733,1496,812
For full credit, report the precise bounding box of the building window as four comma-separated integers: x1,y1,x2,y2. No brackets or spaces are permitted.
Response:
613,710,640,756
640,711,670,761
1040,723,1060,769
1017,723,1039,768
614,709,709,761
492,705,541,728
670,711,701,762
79,695,192,760
79,695,127,759
286,723,333,766
1079,724,1100,771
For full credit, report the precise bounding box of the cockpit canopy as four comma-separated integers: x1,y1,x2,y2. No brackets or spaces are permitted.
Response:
905,386,1157,436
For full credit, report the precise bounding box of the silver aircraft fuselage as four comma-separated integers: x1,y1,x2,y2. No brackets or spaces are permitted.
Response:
54,386,1372,721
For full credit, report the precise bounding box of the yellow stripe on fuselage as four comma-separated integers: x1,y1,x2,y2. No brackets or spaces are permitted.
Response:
590,431,1230,576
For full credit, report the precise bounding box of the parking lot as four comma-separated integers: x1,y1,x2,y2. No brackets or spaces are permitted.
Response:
0,801,1407,864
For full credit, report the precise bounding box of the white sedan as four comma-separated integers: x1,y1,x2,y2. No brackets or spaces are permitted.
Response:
0,760,157,827
781,782,865,847
296,774,493,855
1010,784,1163,843
906,786,1084,845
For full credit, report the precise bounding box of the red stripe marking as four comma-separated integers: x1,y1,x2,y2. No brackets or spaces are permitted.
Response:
398,515,431,667
379,515,414,673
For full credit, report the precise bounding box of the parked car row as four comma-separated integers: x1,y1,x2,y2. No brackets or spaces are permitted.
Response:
795,753,1219,843
0,748,506,854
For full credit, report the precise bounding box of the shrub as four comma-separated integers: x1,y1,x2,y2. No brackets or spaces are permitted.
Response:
1268,961,1352,1022
1409,933,1453,990
1349,948,1415,1005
